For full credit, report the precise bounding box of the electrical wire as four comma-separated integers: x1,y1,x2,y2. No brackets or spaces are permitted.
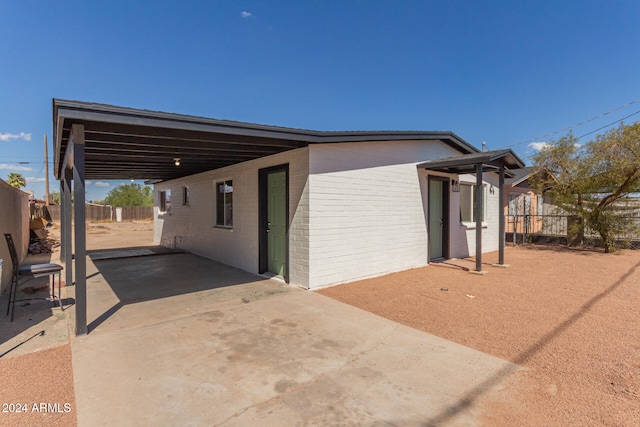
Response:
503,97,640,149
575,109,640,140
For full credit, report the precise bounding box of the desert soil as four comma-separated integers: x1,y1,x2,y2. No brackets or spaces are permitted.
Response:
318,245,640,426
0,344,76,427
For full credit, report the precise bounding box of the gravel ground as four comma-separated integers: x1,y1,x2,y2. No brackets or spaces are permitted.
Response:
0,344,76,427
318,245,640,426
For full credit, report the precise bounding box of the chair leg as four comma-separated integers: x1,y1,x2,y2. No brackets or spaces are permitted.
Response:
6,272,17,317
50,274,58,308
9,275,18,322
6,276,12,316
58,272,63,310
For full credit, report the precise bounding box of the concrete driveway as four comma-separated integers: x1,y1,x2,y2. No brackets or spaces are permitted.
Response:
70,252,516,426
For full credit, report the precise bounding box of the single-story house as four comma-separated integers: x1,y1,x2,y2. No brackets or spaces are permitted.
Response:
53,99,524,334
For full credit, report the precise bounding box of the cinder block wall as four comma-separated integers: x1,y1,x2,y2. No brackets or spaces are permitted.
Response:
0,179,30,294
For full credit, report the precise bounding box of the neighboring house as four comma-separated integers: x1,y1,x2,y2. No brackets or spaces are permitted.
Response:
504,167,552,234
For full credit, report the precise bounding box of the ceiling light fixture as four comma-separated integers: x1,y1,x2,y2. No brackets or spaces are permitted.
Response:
174,157,181,166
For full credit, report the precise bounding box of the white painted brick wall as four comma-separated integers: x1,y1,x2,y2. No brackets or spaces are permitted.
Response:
449,172,501,258
154,147,310,287
307,140,461,288
153,138,503,290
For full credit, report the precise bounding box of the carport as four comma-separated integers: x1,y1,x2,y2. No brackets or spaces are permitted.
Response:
53,99,308,335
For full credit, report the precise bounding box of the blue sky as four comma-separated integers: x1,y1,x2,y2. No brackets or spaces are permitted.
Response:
1,0,639,202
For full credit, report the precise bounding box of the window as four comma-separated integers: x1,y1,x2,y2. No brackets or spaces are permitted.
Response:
508,193,520,216
160,190,171,213
460,183,485,222
182,186,190,206
216,180,233,227
536,193,543,215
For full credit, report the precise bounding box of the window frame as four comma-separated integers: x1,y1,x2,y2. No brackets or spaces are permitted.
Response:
159,189,171,214
182,185,190,206
215,179,233,228
460,183,486,224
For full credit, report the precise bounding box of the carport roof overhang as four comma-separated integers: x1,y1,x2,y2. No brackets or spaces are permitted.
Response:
418,148,525,276
416,149,525,176
53,99,479,182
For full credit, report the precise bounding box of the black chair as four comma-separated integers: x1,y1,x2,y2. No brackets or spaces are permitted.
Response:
4,233,63,321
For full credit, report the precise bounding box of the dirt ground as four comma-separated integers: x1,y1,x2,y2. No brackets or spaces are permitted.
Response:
0,345,76,427
82,220,154,250
318,245,640,426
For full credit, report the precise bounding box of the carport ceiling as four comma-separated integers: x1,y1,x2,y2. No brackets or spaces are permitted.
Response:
53,99,478,181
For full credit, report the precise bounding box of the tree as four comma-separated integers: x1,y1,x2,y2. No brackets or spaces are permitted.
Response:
104,183,154,207
47,191,61,204
532,122,640,253
7,172,26,188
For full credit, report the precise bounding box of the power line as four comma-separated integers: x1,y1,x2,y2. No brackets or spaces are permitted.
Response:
517,109,640,164
575,109,640,140
503,97,640,149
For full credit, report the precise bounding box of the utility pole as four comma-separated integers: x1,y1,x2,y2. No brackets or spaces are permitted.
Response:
44,134,50,205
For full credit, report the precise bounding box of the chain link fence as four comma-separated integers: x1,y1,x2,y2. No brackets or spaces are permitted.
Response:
507,214,640,249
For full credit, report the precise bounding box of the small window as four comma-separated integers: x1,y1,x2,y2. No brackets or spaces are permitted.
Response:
508,193,520,216
160,190,171,213
182,186,190,206
536,193,543,215
460,183,484,222
216,180,233,227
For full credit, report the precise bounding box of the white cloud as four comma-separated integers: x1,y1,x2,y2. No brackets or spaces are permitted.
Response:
241,11,252,18
528,141,551,151
0,163,33,171
0,132,32,142
26,177,46,183
94,182,110,187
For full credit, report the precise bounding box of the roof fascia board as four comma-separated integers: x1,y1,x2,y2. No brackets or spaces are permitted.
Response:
54,106,317,143
417,149,526,170
53,99,479,154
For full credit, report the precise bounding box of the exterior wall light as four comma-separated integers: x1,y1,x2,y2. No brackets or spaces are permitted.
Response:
451,179,460,192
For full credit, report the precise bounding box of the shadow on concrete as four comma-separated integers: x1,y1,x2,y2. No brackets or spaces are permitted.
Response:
86,251,267,334
0,278,54,347
0,330,45,357
423,258,640,426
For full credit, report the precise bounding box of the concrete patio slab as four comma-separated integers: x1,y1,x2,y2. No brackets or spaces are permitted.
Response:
70,253,518,426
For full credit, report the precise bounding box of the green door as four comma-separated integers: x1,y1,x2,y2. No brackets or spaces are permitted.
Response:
429,179,444,259
267,171,286,275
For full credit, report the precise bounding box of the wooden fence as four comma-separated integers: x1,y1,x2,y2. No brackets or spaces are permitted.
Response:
45,205,153,222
